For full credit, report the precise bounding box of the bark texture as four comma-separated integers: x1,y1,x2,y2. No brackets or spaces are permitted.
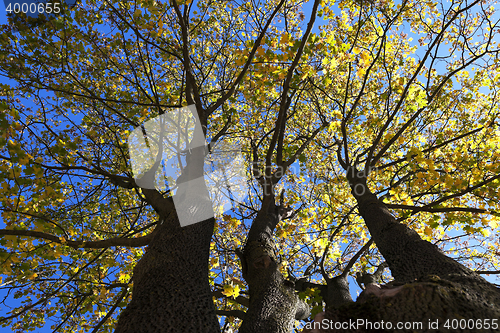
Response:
239,197,310,333
115,136,220,332
347,168,479,283
114,202,219,332
326,274,353,309
304,274,500,332
301,168,500,332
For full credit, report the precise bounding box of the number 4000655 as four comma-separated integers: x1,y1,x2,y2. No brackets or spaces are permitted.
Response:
6,2,61,15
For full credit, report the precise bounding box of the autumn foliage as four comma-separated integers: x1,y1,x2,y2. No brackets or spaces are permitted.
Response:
0,0,499,332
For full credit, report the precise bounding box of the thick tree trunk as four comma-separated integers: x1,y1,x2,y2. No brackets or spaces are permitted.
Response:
114,199,219,332
326,274,353,309
239,197,309,333
115,129,220,332
301,169,500,332
305,274,500,332
346,168,478,283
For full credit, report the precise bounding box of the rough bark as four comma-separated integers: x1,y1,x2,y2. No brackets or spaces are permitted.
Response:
114,196,219,332
326,274,354,309
304,274,500,333
300,169,500,332
294,275,354,310
115,123,219,332
238,197,310,333
346,167,479,283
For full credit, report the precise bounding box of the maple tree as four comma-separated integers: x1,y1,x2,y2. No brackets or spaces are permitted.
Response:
0,0,499,332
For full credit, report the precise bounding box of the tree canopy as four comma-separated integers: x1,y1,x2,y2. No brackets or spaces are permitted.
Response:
0,0,499,332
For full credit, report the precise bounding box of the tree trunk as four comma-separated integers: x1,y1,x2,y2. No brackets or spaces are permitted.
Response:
326,274,353,309
114,198,219,332
346,167,479,283
306,273,500,332
239,197,309,333
301,170,500,332
115,134,220,332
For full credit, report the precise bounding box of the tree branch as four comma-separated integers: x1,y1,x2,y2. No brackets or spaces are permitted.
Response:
91,285,130,333
207,0,286,115
376,125,486,171
385,204,499,216
212,290,249,307
0,229,153,249
216,309,246,319
475,270,500,275
266,0,321,171
342,238,374,277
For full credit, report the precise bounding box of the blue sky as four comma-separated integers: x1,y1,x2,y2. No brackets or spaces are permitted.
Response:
0,3,359,331
0,0,499,332
1,4,9,25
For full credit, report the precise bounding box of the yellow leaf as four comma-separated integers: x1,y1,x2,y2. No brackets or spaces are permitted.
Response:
210,257,219,268
280,33,291,46
229,217,241,228
119,273,130,283
221,284,240,298
480,228,490,237
277,229,288,238
235,56,246,66
33,221,44,232
357,68,366,78
424,226,433,236
68,227,76,236
360,51,370,66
